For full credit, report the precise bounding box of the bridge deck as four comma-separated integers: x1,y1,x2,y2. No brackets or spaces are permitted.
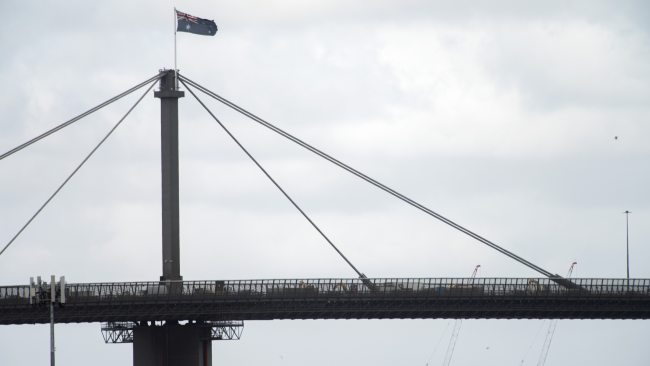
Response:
1,277,648,324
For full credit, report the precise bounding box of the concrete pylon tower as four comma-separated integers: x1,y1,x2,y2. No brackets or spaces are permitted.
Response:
157,70,184,282
131,70,212,366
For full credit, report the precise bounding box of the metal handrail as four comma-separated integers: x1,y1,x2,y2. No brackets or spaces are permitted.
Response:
1,278,648,306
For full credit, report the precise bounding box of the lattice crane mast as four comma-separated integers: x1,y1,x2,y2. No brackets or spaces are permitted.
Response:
537,261,577,366
442,265,480,366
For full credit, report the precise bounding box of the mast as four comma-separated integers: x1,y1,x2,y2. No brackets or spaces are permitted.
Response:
154,70,184,281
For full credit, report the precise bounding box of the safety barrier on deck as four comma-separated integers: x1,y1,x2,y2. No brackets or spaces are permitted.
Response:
1,278,648,324
1,278,649,305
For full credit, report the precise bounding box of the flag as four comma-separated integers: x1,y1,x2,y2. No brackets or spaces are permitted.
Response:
176,10,217,36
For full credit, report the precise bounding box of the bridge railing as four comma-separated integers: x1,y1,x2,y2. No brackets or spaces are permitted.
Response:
1,278,649,306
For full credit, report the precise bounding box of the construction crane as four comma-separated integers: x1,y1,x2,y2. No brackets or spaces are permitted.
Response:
536,261,577,366
441,265,480,366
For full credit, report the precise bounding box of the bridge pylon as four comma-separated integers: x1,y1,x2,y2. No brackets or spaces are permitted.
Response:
132,69,209,366
155,69,184,283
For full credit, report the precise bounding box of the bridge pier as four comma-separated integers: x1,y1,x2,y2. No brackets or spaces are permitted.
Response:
133,323,212,366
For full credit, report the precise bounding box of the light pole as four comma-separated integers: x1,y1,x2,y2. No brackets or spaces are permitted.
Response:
624,210,631,280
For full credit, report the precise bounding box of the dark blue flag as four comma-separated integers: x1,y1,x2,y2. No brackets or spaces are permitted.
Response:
176,10,217,36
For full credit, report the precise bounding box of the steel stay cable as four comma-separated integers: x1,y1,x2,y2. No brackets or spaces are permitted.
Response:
0,79,159,258
180,79,367,279
0,73,162,161
179,74,560,279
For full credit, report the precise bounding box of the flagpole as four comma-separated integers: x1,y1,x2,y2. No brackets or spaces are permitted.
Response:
174,7,178,90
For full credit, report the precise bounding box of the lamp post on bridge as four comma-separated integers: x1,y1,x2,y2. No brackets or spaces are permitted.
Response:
624,210,631,281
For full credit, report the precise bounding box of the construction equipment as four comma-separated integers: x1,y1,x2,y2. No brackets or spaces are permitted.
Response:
537,262,577,366
442,265,480,366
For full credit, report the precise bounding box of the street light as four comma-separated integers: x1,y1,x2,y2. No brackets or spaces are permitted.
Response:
624,210,631,280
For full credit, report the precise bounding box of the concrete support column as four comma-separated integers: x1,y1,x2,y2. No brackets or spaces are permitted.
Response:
133,324,212,366
154,70,184,282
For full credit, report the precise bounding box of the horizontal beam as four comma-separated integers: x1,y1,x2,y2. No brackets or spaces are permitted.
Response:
1,277,648,324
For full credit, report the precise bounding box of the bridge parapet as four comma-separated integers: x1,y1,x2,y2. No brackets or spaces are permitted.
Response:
2,278,648,324
1,277,649,306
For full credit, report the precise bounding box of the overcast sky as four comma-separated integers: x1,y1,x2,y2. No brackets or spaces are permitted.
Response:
1,1,649,365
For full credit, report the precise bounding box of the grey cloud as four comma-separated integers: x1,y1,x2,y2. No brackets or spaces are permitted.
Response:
1,1,649,365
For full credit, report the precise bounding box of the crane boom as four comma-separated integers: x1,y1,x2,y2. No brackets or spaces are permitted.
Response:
442,265,480,366
537,262,577,366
